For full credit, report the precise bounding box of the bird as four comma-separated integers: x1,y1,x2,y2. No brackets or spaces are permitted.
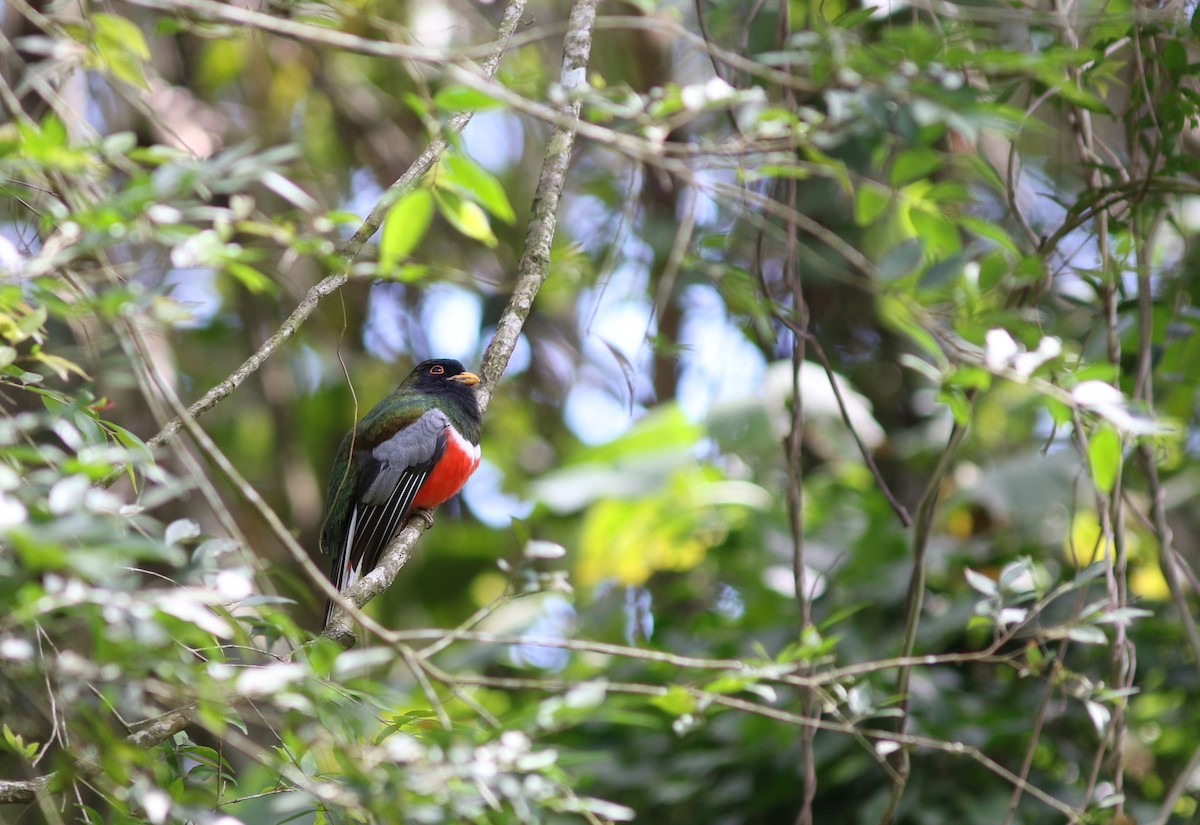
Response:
319,358,482,627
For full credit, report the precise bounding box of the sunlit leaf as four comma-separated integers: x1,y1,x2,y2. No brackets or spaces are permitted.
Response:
224,262,275,294
32,349,89,381
650,686,696,718
438,153,516,223
854,182,891,226
909,208,961,260
91,13,151,90
433,85,503,112
1087,424,1122,494
379,189,435,271
556,798,636,822
434,190,497,248
1065,625,1108,645
261,170,318,212
1086,699,1111,733
964,567,998,597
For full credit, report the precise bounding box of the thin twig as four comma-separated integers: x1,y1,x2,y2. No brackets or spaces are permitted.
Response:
400,645,452,729
879,417,969,825
393,670,1080,823
1001,480,1100,825
1136,451,1200,663
691,0,743,135
1128,209,1200,664
1149,739,1200,825
800,329,911,527
768,3,816,821
403,629,811,673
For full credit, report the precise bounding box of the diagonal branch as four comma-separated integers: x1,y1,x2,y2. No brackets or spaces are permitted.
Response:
116,0,526,469
476,0,597,412
325,0,600,647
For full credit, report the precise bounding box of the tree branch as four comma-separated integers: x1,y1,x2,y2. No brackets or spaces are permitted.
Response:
325,0,599,647
0,708,195,805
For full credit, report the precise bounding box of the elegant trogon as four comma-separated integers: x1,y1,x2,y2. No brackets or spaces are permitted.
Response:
319,358,482,626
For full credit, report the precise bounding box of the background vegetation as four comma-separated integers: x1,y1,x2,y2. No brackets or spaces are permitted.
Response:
2,0,1199,822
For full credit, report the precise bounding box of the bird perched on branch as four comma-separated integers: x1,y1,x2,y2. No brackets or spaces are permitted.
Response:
320,358,482,627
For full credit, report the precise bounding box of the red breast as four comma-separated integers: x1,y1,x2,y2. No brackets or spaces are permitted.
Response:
412,424,481,509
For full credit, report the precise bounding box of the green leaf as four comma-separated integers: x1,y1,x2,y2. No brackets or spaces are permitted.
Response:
13,304,47,343
879,238,924,281
880,296,946,366
889,147,942,187
32,349,90,381
303,638,342,680
1162,39,1187,78
909,209,961,260
854,183,891,226
652,685,700,719
433,85,503,112
438,154,516,224
379,189,435,270
2,725,37,760
946,370,991,400
1073,560,1107,586
103,420,152,458
801,145,852,193
834,7,878,27
1054,80,1109,114
1087,424,1122,494
393,264,430,283
754,164,811,181
959,216,1020,254
1024,643,1045,673
91,13,151,90
93,13,150,59
434,189,497,248
573,403,701,464
8,529,68,571
224,262,275,294
703,675,755,695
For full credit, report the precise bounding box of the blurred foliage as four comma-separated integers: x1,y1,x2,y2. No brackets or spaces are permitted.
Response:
2,0,1200,823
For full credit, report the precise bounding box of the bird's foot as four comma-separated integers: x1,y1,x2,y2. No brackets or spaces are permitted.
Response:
411,509,435,529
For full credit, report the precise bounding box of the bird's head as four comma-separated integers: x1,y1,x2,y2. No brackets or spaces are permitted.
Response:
403,359,481,393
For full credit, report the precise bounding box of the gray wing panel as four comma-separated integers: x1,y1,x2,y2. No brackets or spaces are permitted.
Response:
361,408,448,506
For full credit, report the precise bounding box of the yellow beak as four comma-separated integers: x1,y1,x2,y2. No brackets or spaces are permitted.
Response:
451,371,480,386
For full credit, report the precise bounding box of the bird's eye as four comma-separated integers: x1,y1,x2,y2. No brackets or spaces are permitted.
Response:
429,364,445,375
